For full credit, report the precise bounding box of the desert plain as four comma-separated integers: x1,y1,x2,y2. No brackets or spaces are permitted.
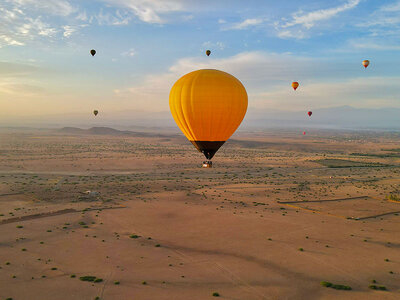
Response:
0,127,399,300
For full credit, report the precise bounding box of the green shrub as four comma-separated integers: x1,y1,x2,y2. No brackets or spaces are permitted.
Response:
321,281,351,290
79,276,96,282
212,292,220,297
321,281,332,287
369,285,387,290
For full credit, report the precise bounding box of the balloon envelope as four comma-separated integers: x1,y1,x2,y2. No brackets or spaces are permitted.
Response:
206,50,211,56
169,69,248,159
93,110,98,116
292,82,299,90
303,131,306,135
362,60,369,68
90,49,96,56
308,111,312,117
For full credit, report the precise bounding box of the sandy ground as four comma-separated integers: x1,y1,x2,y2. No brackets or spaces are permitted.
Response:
0,128,399,300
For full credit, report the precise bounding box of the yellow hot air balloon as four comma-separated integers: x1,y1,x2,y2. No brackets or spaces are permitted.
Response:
170,69,248,166
362,60,369,68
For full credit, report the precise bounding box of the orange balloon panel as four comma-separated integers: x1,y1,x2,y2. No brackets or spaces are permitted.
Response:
169,69,248,159
363,60,370,68
292,81,299,90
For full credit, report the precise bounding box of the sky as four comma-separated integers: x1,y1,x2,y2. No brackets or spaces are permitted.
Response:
1,0,400,124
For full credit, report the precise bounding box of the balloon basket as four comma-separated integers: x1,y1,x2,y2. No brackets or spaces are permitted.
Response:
202,161,213,168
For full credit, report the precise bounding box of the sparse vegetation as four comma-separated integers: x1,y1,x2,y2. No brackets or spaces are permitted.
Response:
369,285,387,291
321,281,352,290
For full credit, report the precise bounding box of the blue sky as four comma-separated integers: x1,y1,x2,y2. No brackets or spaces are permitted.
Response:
1,0,400,121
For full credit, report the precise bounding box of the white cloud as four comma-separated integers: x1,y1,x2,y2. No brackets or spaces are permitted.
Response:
276,0,360,39
122,48,136,57
202,41,225,51
62,25,87,38
0,0,87,46
96,9,132,25
350,1,400,51
8,0,76,16
282,0,360,29
101,0,186,24
222,18,264,30
380,1,400,12
348,39,400,51
0,35,25,47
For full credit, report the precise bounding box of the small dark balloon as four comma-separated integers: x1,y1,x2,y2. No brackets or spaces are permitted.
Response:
206,50,211,56
308,111,312,117
93,110,98,116
90,49,96,56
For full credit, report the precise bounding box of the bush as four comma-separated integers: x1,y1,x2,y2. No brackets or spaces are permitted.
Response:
79,276,97,282
331,284,352,290
321,281,351,290
129,234,140,239
212,292,220,297
369,285,387,290
321,281,332,287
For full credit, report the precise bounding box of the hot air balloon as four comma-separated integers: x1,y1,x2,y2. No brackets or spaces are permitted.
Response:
362,60,369,68
303,131,306,135
206,50,211,56
292,82,299,90
307,111,312,117
93,110,98,116
90,49,96,57
170,69,248,167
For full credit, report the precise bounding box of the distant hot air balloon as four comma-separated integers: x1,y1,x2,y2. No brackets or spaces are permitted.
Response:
362,60,369,68
308,111,312,117
90,49,96,57
303,131,306,135
170,69,248,166
93,110,98,116
206,50,211,56
292,82,299,90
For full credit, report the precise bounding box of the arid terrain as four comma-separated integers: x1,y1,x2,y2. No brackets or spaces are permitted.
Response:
0,127,399,300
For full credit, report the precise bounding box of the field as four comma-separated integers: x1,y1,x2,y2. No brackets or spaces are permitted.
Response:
0,127,399,300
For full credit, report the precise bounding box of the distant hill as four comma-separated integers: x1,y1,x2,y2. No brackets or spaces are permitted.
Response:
242,106,400,130
57,127,178,138
3,105,400,131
